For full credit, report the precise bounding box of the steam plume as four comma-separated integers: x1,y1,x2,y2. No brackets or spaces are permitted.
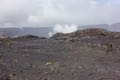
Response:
48,24,78,37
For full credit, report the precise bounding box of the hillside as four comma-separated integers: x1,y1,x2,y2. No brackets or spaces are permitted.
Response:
0,28,120,80
51,28,120,41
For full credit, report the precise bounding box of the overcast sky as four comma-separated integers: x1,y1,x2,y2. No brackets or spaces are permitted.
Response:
0,0,120,28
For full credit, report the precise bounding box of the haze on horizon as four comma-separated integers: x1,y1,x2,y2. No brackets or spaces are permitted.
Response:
0,0,120,28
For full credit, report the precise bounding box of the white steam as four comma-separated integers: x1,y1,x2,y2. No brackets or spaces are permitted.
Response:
48,24,78,37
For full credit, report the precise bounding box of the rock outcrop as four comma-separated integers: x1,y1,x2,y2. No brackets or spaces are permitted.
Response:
13,35,40,40
51,28,120,41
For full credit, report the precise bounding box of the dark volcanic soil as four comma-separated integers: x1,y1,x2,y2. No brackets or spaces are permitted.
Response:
0,28,120,80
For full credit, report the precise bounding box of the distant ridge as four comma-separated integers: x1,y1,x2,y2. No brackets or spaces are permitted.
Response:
0,22,120,38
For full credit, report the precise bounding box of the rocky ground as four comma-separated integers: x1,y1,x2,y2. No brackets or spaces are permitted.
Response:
0,28,120,80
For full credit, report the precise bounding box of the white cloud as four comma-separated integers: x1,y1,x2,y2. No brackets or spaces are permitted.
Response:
48,24,78,37
0,0,120,27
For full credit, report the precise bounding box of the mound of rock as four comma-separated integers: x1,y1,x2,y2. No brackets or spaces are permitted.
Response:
14,35,46,40
51,28,120,41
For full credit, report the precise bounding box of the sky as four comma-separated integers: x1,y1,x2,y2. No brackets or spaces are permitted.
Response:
0,0,120,28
